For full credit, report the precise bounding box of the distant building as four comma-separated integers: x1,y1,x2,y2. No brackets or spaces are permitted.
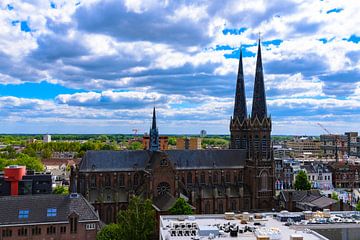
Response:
320,134,348,160
176,137,202,150
0,194,100,240
298,163,333,190
43,134,51,143
285,136,321,158
0,165,52,196
345,132,360,158
200,130,207,138
143,136,168,150
273,145,293,159
328,161,360,188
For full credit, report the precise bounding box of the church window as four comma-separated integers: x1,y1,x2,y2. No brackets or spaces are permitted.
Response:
218,201,224,214
213,172,218,184
231,200,236,211
262,136,267,152
205,201,210,213
254,135,259,150
187,172,192,184
118,174,125,187
90,175,96,188
235,136,241,148
157,182,171,195
160,158,168,166
241,137,247,149
106,207,113,223
104,174,111,187
260,172,268,190
70,216,78,234
208,175,212,184
200,172,205,184
134,173,139,186
225,172,231,183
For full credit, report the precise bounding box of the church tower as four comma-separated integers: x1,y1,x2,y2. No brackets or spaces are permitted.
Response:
149,107,159,151
246,39,274,210
230,46,249,150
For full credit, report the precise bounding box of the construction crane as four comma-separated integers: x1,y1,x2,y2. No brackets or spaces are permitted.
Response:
317,123,343,162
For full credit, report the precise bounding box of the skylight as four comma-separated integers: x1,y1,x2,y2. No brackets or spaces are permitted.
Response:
47,208,57,217
19,210,29,219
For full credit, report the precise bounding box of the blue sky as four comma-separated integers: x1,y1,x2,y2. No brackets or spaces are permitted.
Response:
0,0,359,135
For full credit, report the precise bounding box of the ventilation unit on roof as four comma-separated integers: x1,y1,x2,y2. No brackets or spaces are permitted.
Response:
69,193,79,199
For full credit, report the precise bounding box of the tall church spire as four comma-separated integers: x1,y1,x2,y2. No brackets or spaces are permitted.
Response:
251,39,267,120
149,107,159,151
233,46,247,122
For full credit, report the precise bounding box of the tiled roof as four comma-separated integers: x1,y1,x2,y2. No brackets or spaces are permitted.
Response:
0,194,99,226
79,150,246,172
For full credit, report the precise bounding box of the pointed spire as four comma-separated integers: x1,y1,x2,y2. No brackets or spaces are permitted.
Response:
149,107,159,151
251,38,267,120
233,46,247,122
152,107,157,129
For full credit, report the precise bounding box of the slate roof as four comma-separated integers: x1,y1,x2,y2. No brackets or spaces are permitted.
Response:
0,194,99,226
79,150,246,172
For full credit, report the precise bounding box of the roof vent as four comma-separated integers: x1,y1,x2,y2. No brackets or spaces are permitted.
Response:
69,193,79,199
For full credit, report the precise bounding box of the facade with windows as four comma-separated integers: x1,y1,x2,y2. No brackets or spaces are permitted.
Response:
0,194,100,240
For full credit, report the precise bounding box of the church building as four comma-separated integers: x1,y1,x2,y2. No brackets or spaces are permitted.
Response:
71,40,275,223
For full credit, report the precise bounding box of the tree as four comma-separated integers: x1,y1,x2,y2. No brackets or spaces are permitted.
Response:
96,224,122,240
128,142,143,150
294,170,311,190
331,192,339,201
169,198,193,215
53,185,69,195
117,196,155,240
356,201,360,211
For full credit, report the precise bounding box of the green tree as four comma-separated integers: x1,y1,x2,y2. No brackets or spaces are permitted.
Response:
96,224,121,240
53,185,69,195
15,154,44,172
168,137,176,146
356,201,360,211
331,192,339,201
294,170,311,190
128,142,143,150
41,148,53,159
117,196,155,240
169,198,193,215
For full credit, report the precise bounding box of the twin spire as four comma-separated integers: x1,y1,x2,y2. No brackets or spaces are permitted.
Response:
233,39,267,122
149,107,159,151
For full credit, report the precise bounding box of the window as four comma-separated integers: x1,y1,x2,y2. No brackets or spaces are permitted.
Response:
105,174,111,187
19,209,29,219
200,172,205,184
86,223,96,230
157,182,171,195
260,172,268,190
213,172,218,184
32,226,41,235
134,173,139,186
225,172,230,183
47,226,56,235
205,201,210,214
118,174,125,187
18,228,27,236
47,208,57,217
90,175,96,188
70,217,78,234
231,200,237,211
60,226,66,234
2,229,12,237
218,201,224,214
187,172,192,184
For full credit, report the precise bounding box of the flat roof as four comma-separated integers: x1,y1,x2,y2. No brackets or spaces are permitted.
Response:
160,214,326,240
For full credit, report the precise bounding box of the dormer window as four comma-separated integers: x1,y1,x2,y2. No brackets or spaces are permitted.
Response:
19,210,29,219
47,208,57,217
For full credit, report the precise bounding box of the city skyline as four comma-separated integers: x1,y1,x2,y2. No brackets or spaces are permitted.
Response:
0,0,359,135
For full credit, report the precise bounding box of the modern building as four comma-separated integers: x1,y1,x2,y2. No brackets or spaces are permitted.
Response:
320,134,348,160
176,138,202,150
0,194,100,240
285,136,321,158
72,40,275,224
43,134,52,143
0,165,52,196
273,145,293,159
159,213,329,240
200,130,207,138
345,132,360,158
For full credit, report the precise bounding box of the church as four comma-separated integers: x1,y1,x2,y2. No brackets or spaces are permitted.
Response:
71,40,275,223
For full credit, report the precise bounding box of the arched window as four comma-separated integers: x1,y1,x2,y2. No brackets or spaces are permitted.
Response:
225,172,231,183
90,175,96,188
118,174,125,187
213,172,218,184
231,200,237,211
218,200,224,214
260,171,268,190
205,201,210,213
200,172,205,184
241,136,247,150
208,175,212,184
187,172,192,184
106,207,113,223
104,174,111,187
133,173,139,186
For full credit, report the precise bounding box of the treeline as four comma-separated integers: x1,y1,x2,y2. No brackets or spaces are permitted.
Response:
0,147,44,172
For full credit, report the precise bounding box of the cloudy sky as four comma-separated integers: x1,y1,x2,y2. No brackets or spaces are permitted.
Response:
0,0,359,135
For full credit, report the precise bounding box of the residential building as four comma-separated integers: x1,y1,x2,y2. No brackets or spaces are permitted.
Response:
328,162,360,188
320,134,348,160
0,165,52,196
176,138,202,150
0,194,100,240
298,163,333,190
72,41,275,224
345,132,360,158
143,135,169,150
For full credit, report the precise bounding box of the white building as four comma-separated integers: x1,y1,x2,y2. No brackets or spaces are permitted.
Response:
297,163,333,190
43,134,51,143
